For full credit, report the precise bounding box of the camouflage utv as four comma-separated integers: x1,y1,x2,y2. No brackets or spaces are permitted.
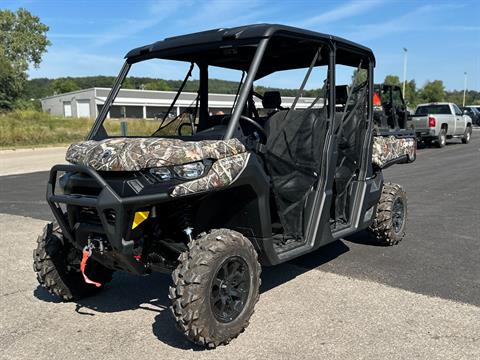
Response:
33,24,416,347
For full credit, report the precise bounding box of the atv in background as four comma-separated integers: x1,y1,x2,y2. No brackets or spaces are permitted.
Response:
373,84,410,133
33,24,416,348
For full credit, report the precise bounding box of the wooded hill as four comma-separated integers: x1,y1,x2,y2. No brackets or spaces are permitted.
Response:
25,76,480,107
25,76,321,100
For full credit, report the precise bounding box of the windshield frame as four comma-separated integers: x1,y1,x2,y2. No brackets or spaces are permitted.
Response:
87,34,373,142
87,40,269,141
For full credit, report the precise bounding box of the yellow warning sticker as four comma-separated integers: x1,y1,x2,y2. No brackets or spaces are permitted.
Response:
132,211,149,229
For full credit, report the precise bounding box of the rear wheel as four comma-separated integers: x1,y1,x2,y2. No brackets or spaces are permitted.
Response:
33,222,113,301
461,126,472,144
169,229,261,348
435,129,446,148
368,182,407,246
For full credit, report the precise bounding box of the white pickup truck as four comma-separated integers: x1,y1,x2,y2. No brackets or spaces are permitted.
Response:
409,102,473,147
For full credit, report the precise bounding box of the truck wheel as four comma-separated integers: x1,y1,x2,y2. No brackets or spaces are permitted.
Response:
461,126,472,144
33,222,113,301
435,129,446,148
368,182,407,246
169,229,261,348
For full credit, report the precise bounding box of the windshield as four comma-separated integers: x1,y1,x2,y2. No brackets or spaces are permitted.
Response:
415,105,451,115
94,59,245,139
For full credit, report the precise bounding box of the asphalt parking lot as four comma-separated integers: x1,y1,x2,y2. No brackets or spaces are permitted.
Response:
1,132,479,359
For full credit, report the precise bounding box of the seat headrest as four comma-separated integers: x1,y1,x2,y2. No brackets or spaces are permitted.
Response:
335,85,348,105
262,91,282,109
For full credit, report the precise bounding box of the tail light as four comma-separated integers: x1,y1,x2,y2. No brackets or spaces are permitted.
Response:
428,116,436,128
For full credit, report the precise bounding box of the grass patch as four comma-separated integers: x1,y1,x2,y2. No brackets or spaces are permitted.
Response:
0,110,178,148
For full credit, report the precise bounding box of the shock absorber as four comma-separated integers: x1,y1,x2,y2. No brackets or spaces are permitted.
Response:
177,203,194,242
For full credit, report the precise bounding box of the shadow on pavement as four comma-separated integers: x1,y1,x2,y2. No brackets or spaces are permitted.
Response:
343,230,383,247
33,239,351,350
262,240,350,292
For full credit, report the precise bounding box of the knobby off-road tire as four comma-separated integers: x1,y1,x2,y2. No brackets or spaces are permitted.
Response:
33,222,113,301
435,129,447,148
169,229,261,348
368,182,407,246
461,126,472,144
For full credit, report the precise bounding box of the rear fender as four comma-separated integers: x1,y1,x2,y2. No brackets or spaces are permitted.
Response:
372,135,416,169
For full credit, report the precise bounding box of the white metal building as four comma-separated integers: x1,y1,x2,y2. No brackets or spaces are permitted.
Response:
40,88,319,119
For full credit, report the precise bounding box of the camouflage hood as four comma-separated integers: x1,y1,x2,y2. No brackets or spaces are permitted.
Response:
65,137,246,171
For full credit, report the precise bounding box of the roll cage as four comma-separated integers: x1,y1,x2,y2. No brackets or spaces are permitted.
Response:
88,23,375,142
46,24,393,277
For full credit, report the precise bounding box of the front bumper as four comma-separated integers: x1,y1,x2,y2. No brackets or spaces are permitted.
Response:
47,164,172,274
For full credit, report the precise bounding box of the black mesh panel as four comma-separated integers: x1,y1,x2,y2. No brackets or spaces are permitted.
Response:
334,82,368,222
264,107,329,238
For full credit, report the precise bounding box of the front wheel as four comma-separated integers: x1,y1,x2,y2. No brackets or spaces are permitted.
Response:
461,126,472,144
368,182,407,246
169,229,261,348
33,222,113,301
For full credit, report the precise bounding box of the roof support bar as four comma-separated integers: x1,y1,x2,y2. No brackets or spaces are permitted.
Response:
328,43,336,123
224,38,269,140
88,61,131,140
199,63,209,125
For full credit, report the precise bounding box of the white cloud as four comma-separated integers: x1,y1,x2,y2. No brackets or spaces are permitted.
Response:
92,1,184,47
29,48,122,78
49,33,99,39
173,0,268,31
294,0,385,27
349,3,468,42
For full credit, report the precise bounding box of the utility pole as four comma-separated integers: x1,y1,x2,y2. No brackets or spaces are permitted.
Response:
402,48,408,96
463,72,467,107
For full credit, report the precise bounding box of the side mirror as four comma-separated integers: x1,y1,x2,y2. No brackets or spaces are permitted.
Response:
463,109,468,115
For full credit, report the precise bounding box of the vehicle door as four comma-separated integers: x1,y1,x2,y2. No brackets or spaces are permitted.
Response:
452,104,466,135
391,86,407,129
331,65,369,227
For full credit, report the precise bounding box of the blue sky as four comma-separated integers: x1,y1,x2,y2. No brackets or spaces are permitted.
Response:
3,0,479,90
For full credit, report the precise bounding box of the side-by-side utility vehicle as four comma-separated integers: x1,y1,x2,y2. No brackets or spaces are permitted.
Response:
33,24,416,347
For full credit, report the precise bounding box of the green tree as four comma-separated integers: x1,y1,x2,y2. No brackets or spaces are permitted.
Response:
0,8,50,109
403,79,417,106
0,50,24,110
384,75,401,86
418,80,445,103
0,8,50,72
352,68,368,86
144,79,171,91
52,78,80,94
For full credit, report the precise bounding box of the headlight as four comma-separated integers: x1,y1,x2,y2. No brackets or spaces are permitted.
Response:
148,161,209,182
173,161,206,180
149,167,172,181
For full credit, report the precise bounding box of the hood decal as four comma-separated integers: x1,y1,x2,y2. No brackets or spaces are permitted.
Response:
66,137,246,171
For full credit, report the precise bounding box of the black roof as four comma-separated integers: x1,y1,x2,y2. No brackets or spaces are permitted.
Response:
125,24,375,78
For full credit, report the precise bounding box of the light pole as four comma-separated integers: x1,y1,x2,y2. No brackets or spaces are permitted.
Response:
463,72,467,107
402,47,408,96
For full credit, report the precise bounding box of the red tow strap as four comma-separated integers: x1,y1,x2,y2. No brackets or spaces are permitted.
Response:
80,248,102,288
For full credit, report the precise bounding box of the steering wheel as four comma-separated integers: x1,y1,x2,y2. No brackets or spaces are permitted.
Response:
222,115,267,143
178,122,194,136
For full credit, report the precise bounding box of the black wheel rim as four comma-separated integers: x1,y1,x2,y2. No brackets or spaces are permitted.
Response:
392,198,405,234
211,256,250,323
